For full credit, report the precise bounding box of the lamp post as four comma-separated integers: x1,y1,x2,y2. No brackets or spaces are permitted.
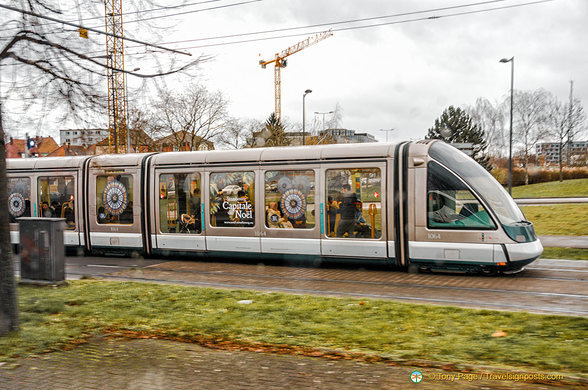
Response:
315,110,334,132
302,89,312,145
500,56,514,194
379,128,394,143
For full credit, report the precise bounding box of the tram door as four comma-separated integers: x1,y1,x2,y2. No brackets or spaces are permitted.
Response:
204,167,261,254
86,165,143,252
320,163,388,259
152,169,206,252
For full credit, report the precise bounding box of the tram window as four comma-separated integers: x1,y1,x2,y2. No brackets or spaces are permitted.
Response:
209,171,255,228
427,162,496,230
96,175,133,225
264,170,315,229
159,173,201,234
326,168,382,239
38,176,76,229
8,177,31,223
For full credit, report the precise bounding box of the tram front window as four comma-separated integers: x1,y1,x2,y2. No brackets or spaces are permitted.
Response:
429,142,525,225
427,162,495,230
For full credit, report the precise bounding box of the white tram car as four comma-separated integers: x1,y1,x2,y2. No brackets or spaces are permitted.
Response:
6,141,543,273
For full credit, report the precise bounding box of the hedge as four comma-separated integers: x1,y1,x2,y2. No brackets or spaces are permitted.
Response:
491,167,588,186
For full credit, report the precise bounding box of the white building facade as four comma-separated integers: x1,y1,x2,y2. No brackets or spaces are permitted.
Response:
536,141,587,165
60,129,109,146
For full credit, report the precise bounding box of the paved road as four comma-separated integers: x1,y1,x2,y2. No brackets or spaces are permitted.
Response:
539,235,588,248
515,197,588,205
16,254,582,317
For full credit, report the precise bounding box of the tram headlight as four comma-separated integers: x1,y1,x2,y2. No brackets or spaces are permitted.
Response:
502,221,537,243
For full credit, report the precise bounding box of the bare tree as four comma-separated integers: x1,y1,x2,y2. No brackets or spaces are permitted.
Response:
466,97,508,158
512,89,551,185
151,84,227,151
217,118,262,149
126,107,159,152
0,0,203,334
547,97,586,179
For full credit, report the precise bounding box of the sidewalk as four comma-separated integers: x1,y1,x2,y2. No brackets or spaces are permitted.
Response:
538,235,588,249
0,336,583,389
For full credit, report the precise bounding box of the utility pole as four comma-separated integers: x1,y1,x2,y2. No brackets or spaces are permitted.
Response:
567,80,574,165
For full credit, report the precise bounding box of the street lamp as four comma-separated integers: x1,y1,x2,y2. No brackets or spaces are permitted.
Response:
500,56,514,195
315,110,334,132
379,128,395,143
302,89,312,145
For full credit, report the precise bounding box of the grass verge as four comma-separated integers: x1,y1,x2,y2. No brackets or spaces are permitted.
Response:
512,178,588,198
520,204,587,236
2,281,587,375
542,247,588,260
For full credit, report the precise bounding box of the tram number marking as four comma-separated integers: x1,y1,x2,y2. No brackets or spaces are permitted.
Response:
110,226,119,232
428,233,441,240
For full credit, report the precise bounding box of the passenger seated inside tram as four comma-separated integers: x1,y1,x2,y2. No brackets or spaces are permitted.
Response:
428,192,461,224
51,201,62,219
41,201,55,217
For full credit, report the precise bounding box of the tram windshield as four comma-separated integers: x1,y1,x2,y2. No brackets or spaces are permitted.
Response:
429,142,525,226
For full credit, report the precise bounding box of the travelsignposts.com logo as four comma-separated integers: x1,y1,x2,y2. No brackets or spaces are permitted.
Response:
410,370,423,383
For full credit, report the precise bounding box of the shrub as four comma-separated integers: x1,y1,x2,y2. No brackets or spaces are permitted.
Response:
491,167,588,186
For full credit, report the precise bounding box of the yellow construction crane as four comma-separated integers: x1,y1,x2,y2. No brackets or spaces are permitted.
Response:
104,0,128,154
259,30,333,122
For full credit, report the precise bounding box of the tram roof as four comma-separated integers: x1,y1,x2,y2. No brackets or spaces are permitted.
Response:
7,142,432,171
150,143,400,166
7,156,88,170
88,153,152,168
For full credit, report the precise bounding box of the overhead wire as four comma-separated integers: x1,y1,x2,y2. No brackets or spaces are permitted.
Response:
142,0,515,47
125,0,554,53
0,0,231,33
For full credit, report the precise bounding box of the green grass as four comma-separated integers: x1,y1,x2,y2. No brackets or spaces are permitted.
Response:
542,247,588,260
512,178,588,198
520,204,588,236
1,281,587,375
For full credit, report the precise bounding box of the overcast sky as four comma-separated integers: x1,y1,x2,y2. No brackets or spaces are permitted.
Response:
4,0,588,144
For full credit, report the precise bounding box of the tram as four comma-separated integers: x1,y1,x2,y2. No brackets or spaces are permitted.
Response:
6,140,543,273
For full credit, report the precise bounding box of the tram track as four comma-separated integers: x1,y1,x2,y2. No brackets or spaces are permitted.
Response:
71,258,587,317
103,265,588,300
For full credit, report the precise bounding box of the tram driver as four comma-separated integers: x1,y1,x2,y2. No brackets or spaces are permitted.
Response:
428,191,461,224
